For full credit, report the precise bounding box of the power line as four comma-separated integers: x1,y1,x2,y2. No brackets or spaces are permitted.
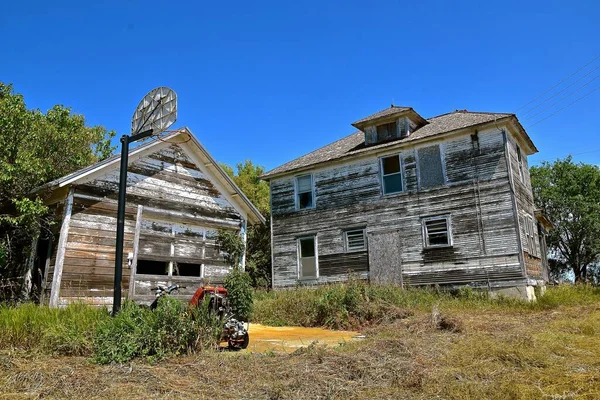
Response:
516,54,600,112
524,73,600,121
528,84,600,128
521,63,600,117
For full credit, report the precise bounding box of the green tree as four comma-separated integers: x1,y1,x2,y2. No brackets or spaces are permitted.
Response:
221,160,271,288
0,83,115,293
530,157,600,283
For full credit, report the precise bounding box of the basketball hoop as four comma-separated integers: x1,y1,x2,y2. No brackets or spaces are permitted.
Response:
152,129,193,144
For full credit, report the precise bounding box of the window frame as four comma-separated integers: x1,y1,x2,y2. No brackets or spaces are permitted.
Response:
421,215,453,248
376,121,397,142
379,154,404,195
344,228,367,253
297,235,319,280
516,145,524,180
295,173,315,210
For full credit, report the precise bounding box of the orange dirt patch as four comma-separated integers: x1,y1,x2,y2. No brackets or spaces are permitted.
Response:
244,324,361,353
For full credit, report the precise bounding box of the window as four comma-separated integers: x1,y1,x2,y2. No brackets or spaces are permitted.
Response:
376,121,397,142
345,229,366,252
418,145,445,189
422,216,452,248
296,174,314,210
380,154,403,194
137,259,169,275
175,262,202,277
525,215,538,257
516,145,524,180
298,236,318,279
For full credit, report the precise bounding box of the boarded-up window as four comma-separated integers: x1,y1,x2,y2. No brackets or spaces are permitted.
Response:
298,236,318,279
422,216,451,247
296,174,314,210
381,155,403,194
418,145,445,189
345,229,366,252
376,122,397,142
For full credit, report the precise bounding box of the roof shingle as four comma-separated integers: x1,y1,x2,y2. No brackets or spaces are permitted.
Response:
262,110,515,179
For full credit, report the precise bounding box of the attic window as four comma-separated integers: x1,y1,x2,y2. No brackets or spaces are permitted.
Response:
376,122,397,142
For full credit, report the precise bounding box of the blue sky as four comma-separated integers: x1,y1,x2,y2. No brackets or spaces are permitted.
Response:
2,0,599,171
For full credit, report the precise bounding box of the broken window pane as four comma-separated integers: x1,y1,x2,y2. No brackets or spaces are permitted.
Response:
175,263,202,277
418,145,445,189
137,259,169,275
423,217,451,247
382,155,400,174
297,174,314,209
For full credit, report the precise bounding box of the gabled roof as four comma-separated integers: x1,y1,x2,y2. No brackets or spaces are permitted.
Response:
262,110,536,180
34,128,265,225
352,105,412,125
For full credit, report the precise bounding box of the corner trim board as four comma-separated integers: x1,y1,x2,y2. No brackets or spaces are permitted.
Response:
49,189,74,308
128,205,144,299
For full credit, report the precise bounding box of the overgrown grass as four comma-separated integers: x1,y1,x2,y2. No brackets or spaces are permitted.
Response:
0,302,108,355
2,293,599,399
252,281,600,329
0,298,222,363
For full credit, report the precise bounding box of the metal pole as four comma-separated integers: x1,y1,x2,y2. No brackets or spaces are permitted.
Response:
113,135,130,315
112,129,153,315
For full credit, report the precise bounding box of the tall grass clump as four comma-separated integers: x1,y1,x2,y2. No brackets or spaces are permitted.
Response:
93,297,222,364
252,281,600,329
0,302,109,355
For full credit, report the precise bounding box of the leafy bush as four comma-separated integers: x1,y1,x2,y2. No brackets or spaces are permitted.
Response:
93,297,221,364
224,266,253,321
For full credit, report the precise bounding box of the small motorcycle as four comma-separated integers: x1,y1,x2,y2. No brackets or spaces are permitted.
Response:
149,284,249,351
190,286,249,351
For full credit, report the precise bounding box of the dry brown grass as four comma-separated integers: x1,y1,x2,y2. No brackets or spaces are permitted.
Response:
2,301,599,399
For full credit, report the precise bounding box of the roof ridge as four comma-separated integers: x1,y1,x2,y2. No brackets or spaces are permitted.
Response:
427,110,514,120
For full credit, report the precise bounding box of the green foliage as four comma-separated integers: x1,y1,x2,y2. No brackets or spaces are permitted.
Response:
252,282,600,329
217,229,245,268
0,299,223,363
530,157,600,282
224,266,254,321
0,83,116,283
93,297,221,364
0,302,108,354
221,160,271,288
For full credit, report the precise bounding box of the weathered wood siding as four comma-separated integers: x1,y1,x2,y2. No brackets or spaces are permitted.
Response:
45,144,242,305
271,127,526,289
506,133,544,280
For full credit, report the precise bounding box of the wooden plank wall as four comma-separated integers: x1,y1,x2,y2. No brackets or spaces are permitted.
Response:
506,134,544,280
46,144,242,306
271,127,525,289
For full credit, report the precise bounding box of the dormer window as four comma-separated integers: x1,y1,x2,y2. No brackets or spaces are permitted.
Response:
376,122,397,142
352,106,427,146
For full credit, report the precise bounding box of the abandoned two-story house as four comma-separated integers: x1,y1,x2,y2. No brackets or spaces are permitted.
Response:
31,129,264,307
262,106,550,299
